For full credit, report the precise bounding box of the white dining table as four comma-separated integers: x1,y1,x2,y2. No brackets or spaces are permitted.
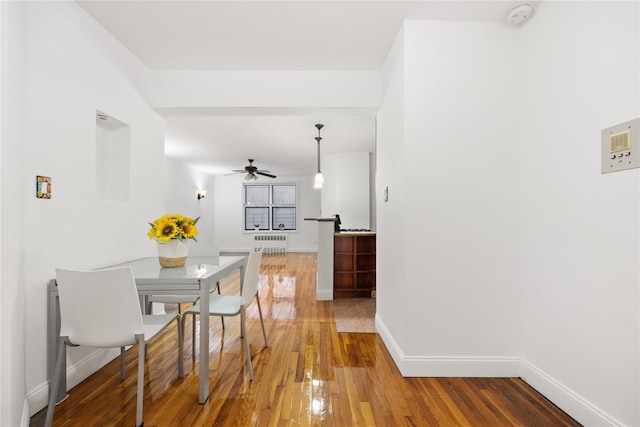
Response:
47,255,246,405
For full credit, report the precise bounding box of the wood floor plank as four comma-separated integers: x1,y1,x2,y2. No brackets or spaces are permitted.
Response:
33,253,581,427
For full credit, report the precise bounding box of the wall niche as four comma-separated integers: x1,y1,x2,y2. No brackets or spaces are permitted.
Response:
95,111,130,201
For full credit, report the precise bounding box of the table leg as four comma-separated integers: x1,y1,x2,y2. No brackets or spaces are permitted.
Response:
198,279,210,403
47,281,67,404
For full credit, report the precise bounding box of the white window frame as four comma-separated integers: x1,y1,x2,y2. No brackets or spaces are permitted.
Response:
243,183,297,232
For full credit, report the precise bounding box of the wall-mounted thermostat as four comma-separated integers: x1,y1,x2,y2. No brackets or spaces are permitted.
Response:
601,118,639,174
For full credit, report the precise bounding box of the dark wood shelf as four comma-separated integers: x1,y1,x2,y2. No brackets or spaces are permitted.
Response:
334,233,375,298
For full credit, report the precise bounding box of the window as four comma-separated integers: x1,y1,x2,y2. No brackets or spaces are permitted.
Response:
244,184,296,231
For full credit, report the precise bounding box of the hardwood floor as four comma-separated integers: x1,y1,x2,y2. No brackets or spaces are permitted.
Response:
32,253,580,426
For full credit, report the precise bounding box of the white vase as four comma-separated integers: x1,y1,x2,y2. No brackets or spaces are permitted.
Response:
156,239,189,267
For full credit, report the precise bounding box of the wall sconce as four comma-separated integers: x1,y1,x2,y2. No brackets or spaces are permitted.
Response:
197,191,207,200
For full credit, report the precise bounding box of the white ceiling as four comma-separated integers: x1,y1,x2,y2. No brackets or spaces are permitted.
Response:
164,113,377,176
78,0,528,176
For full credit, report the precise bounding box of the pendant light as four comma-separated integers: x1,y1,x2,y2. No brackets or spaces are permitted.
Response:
314,123,324,189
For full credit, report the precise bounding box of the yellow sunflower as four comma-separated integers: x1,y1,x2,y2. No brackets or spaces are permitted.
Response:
147,227,157,239
155,219,179,242
148,214,200,242
181,221,198,239
164,213,183,223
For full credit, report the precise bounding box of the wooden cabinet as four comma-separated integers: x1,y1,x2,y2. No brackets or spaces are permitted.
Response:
334,233,376,298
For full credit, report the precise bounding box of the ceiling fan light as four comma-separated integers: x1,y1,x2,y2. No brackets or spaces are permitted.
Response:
245,173,252,180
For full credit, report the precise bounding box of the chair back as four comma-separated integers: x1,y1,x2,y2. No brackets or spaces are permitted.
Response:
55,267,144,348
241,251,262,306
189,242,220,257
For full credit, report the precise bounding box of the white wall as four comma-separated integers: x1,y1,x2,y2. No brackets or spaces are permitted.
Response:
375,27,407,353
149,70,381,111
322,152,371,229
377,3,639,425
377,20,521,375
214,174,320,252
404,20,521,360
519,2,639,426
164,157,216,245
12,2,166,419
1,2,29,425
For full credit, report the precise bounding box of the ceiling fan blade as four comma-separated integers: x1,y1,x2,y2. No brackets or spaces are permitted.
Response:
231,160,276,178
256,171,276,178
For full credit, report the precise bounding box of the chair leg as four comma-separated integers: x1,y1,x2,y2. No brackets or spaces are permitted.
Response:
187,313,197,357
181,312,196,357
177,317,184,378
120,346,126,380
44,337,67,427
217,281,225,330
191,303,197,351
241,308,253,380
136,335,145,427
255,294,268,347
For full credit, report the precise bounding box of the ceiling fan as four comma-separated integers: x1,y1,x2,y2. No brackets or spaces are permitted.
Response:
232,159,277,180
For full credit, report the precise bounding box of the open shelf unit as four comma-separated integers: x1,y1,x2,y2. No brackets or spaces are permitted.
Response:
333,233,376,299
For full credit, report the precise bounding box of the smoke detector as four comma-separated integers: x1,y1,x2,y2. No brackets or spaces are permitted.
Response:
506,4,533,24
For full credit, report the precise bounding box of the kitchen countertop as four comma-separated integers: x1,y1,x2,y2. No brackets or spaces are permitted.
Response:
335,231,376,236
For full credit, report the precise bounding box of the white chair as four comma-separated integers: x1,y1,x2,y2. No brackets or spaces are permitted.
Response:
45,267,183,427
182,251,268,380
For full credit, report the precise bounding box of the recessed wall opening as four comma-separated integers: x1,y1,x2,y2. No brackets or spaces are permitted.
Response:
96,110,130,201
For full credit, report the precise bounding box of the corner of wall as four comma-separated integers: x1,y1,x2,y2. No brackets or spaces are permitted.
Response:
378,312,623,426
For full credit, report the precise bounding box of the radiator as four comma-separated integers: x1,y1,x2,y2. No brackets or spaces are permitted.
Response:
253,234,287,253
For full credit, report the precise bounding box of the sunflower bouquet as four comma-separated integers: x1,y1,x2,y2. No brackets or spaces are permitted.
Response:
147,214,199,242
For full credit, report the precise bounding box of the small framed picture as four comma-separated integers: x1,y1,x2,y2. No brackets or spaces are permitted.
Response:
36,175,51,199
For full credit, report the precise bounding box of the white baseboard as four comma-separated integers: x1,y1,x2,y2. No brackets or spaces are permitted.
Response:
375,313,405,368
376,315,622,426
375,314,519,377
28,347,118,416
519,359,623,426
316,289,333,300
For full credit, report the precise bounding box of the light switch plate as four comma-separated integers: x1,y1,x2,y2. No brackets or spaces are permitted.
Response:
36,175,51,199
